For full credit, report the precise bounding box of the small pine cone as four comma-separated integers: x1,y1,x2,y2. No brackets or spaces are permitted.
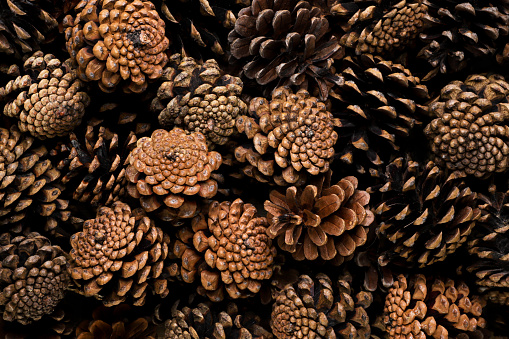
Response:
63,0,169,93
151,55,248,148
126,128,222,221
228,0,343,100
485,290,509,306
0,232,70,325
424,74,509,179
331,0,427,56
271,271,373,338
330,54,428,174
264,171,373,263
384,275,486,338
1,51,90,140
370,157,481,268
69,201,171,306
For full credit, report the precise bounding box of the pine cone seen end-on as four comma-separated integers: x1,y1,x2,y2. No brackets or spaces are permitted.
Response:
264,171,373,263
425,74,509,179
63,0,169,93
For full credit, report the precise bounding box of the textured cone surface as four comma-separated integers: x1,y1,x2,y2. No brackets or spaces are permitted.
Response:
1,51,90,140
152,54,247,148
271,271,373,338
384,275,486,338
63,0,169,93
424,74,509,179
69,201,170,306
264,171,373,263
0,232,70,325
370,157,480,268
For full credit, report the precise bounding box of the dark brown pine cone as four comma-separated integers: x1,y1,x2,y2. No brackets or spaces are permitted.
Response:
126,128,222,222
0,51,90,140
369,157,481,268
151,54,247,148
228,0,343,100
264,171,373,264
419,0,509,80
384,275,486,338
69,201,170,306
63,0,170,93
330,54,429,175
0,232,70,325
424,74,509,179
271,271,373,338
235,87,338,186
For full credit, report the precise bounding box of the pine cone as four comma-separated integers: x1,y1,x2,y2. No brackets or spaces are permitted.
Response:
0,232,70,325
0,51,90,140
330,54,428,174
384,275,486,338
151,54,248,148
69,201,170,306
228,0,343,100
63,0,169,93
126,128,222,221
271,271,373,338
264,171,373,263
424,74,509,179
370,157,481,268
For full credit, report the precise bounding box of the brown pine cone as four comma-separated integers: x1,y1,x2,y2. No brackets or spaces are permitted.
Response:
126,127,222,222
236,87,338,186
370,157,481,268
151,54,248,148
384,275,486,338
0,51,90,140
0,232,70,325
69,201,170,306
63,0,169,93
424,74,509,179
271,271,373,338
228,0,343,100
264,171,373,263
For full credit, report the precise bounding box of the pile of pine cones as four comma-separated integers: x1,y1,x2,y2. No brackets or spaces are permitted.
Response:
0,0,508,337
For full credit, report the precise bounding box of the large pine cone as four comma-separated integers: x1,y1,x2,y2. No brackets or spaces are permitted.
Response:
370,157,481,268
0,51,90,140
0,232,70,325
69,201,170,306
384,275,486,338
271,271,373,338
228,0,343,100
151,54,247,148
264,171,373,263
63,0,169,93
424,74,509,179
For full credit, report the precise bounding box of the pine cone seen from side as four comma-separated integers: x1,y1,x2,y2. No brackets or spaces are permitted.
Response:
424,74,509,179
63,0,169,93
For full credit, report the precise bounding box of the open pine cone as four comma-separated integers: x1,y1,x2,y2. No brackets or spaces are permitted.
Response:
424,74,509,179
0,51,90,140
69,201,170,306
63,0,169,93
264,171,373,264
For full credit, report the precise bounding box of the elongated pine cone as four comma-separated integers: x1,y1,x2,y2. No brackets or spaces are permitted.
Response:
126,128,222,221
384,275,486,338
264,171,373,263
151,55,247,147
0,232,70,325
271,271,373,338
69,201,170,306
424,74,509,179
370,157,481,268
0,51,90,140
228,0,343,100
330,54,428,174
63,0,169,93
